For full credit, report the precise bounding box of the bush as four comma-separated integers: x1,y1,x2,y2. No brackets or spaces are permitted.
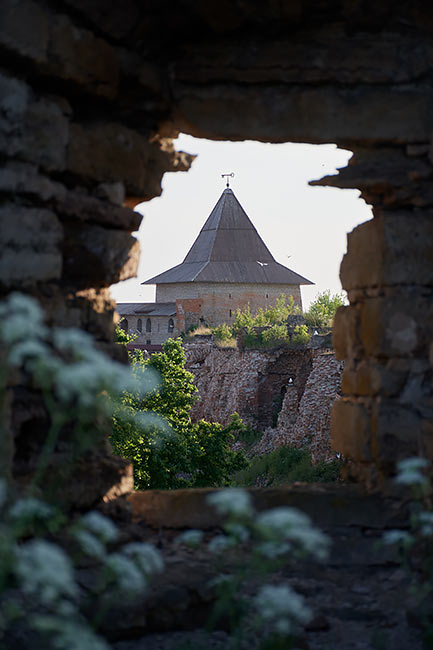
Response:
304,290,345,329
291,324,310,344
212,323,233,341
232,446,342,487
261,324,289,346
110,339,248,489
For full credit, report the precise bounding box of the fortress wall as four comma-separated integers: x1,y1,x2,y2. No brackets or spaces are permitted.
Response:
2,0,433,493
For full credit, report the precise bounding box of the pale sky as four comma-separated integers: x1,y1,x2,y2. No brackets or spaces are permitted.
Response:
111,134,372,309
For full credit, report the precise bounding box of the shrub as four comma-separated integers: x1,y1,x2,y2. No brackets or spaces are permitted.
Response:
232,446,342,487
291,324,310,344
261,324,289,346
212,323,233,341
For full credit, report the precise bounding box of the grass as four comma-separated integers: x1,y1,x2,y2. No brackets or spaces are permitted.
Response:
231,445,342,487
215,337,237,349
191,326,213,336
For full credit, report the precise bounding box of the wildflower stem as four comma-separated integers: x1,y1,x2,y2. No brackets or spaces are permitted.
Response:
29,392,67,494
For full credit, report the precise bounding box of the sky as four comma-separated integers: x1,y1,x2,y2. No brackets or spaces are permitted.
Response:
110,134,373,309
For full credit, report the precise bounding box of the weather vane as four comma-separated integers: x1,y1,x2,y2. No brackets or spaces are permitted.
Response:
221,172,234,188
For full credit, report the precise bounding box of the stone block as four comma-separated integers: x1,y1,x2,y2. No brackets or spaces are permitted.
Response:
331,398,372,461
173,84,433,144
359,292,433,358
341,358,416,398
0,204,63,287
372,401,424,466
332,305,360,361
61,0,141,40
0,73,69,171
340,214,433,290
57,190,142,231
67,123,169,197
128,484,396,530
0,0,50,64
341,361,383,397
47,15,119,98
0,1,118,98
0,161,66,202
62,223,139,288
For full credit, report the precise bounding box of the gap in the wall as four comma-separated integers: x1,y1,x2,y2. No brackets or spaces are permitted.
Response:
110,135,373,309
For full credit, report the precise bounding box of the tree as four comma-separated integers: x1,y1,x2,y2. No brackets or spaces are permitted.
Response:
304,290,345,329
115,324,137,345
110,339,248,489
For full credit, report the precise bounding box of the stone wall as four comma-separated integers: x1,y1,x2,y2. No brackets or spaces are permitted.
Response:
122,314,178,345
185,343,342,462
2,0,433,493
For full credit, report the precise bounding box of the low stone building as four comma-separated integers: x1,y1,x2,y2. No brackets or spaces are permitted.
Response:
117,186,312,345
116,302,177,345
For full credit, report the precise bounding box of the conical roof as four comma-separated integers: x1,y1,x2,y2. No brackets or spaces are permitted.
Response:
143,188,313,285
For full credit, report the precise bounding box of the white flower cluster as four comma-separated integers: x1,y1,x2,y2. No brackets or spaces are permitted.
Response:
206,489,330,562
254,584,312,635
257,506,330,561
15,539,78,605
0,481,164,649
383,456,433,549
0,293,161,436
176,529,204,547
395,457,430,487
207,488,253,517
9,497,55,521
203,488,330,641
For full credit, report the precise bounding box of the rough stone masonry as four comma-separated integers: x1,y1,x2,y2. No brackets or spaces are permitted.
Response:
186,342,343,463
1,0,433,497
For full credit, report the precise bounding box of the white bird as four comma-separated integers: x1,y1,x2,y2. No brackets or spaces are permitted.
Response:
256,260,268,267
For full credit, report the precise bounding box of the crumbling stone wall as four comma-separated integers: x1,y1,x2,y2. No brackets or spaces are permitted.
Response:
186,343,313,428
186,344,342,462
2,0,433,493
278,352,344,463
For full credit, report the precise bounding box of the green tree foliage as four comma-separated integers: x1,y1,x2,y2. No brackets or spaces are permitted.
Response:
304,290,345,329
115,324,137,345
214,294,308,348
110,339,248,489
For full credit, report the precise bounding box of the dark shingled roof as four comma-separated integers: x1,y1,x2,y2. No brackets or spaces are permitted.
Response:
143,188,313,286
116,302,176,316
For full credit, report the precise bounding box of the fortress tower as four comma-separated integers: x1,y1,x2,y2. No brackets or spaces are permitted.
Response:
117,187,312,345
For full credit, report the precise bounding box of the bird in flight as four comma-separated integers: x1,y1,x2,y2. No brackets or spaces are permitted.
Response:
256,260,269,267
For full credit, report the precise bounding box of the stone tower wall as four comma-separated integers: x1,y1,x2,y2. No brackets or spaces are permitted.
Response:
157,282,302,329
